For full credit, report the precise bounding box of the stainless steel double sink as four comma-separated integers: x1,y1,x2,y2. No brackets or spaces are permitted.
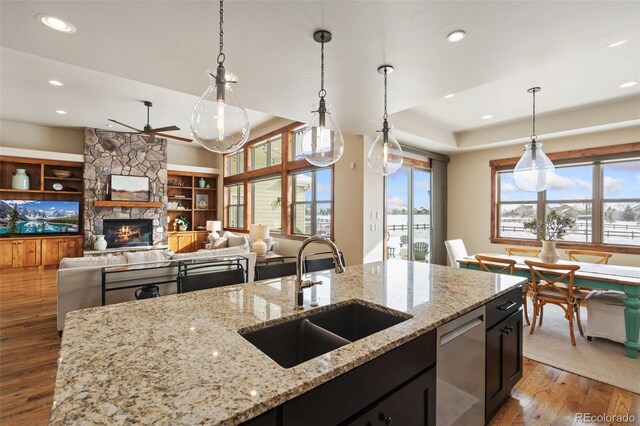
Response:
239,301,411,368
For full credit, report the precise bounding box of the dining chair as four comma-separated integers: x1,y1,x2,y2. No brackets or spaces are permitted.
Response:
412,242,429,261
255,259,297,281
178,267,246,294
524,260,583,346
304,251,346,273
475,255,530,325
565,249,612,264
505,247,541,257
445,239,468,268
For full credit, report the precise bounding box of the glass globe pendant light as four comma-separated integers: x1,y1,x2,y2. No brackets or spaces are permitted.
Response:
191,0,250,154
301,30,344,167
367,65,403,176
513,87,555,192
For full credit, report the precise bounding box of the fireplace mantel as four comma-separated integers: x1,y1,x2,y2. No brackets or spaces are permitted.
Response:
94,201,163,208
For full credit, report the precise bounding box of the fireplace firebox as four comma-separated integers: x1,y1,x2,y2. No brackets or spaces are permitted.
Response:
103,219,152,248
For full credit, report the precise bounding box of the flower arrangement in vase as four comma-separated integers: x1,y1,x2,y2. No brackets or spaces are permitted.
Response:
523,210,576,263
175,216,190,232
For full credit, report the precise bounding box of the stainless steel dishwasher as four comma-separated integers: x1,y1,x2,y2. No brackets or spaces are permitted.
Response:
436,306,486,426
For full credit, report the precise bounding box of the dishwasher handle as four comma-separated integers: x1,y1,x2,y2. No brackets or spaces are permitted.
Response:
440,316,484,346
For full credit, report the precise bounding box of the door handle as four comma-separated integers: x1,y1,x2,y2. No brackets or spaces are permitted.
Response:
497,301,517,311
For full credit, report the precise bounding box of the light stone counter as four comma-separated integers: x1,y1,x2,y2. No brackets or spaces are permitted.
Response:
50,260,525,425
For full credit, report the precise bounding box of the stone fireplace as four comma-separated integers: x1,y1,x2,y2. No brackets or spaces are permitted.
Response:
103,219,153,248
83,128,168,250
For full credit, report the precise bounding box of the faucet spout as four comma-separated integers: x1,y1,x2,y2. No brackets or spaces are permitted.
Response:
295,235,345,309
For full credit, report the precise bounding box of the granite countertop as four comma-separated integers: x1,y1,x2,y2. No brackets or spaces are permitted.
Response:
50,260,525,425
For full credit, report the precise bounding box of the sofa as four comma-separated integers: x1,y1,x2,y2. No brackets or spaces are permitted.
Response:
205,230,280,254
56,245,256,331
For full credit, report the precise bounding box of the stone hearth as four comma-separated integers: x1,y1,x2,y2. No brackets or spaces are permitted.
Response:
83,128,168,249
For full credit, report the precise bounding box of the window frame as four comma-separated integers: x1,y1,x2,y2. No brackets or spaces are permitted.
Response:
224,182,245,230
223,122,334,240
250,175,283,233
490,142,640,254
290,169,333,237
250,135,282,170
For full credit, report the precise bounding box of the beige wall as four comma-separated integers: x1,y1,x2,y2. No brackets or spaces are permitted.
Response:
0,120,84,153
167,142,218,168
448,125,640,267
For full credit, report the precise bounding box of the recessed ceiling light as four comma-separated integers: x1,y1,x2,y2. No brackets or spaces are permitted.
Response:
620,81,638,88
55,110,67,115
444,94,455,99
608,40,628,48
37,14,76,33
48,80,64,86
447,30,466,42
482,115,493,120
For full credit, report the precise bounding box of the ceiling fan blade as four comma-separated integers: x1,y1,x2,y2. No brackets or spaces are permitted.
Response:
154,132,193,143
149,125,180,133
108,119,143,133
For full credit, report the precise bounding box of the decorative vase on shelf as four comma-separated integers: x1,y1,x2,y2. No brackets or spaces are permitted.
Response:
12,169,30,190
93,235,108,251
539,240,559,263
179,225,187,231
198,177,206,188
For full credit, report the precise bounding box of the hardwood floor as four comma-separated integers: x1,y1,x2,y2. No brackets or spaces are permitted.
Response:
1,268,638,425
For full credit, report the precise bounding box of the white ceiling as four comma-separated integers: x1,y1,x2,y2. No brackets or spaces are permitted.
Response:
1,1,639,153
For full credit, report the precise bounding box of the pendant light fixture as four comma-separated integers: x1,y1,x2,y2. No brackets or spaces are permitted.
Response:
300,30,344,167
513,87,555,192
367,65,403,176
191,0,250,154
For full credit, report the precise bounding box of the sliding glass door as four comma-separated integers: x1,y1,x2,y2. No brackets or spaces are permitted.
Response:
385,165,431,261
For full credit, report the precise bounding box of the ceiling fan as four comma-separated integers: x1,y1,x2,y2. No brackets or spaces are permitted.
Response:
108,101,192,143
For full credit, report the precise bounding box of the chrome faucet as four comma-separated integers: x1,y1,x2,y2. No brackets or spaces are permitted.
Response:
295,235,346,309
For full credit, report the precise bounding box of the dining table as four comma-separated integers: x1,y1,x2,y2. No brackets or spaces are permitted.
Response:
458,254,640,359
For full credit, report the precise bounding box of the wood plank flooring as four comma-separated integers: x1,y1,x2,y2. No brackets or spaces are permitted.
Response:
1,268,638,425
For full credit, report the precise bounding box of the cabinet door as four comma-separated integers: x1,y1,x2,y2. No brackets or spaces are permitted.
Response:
486,309,523,420
194,232,208,250
0,241,16,268
66,237,80,258
178,234,195,253
20,239,41,267
347,368,436,426
167,234,180,253
42,238,64,266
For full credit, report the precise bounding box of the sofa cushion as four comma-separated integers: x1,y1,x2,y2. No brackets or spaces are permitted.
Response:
227,234,250,247
197,244,250,257
125,250,171,267
59,256,108,269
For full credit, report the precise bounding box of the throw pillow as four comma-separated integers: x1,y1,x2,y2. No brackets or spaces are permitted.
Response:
228,235,250,247
212,237,228,249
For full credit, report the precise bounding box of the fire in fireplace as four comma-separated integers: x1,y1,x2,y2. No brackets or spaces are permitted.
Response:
103,219,152,248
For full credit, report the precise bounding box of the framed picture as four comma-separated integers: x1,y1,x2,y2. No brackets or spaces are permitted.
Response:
195,193,208,209
110,175,150,202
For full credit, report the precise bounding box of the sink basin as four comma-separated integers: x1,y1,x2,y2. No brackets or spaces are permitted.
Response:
239,301,410,368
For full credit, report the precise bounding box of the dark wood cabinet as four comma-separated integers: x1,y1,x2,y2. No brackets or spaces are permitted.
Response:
486,309,523,420
346,367,436,426
0,239,41,268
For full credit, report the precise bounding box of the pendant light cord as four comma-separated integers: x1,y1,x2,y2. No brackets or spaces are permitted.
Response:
531,88,537,142
318,33,326,100
383,67,388,121
217,0,225,65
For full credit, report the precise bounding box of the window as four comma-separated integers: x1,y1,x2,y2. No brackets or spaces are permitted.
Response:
226,152,244,176
291,126,307,161
226,183,244,229
222,122,334,238
602,159,640,246
251,177,282,232
292,168,332,236
491,144,640,252
251,136,282,170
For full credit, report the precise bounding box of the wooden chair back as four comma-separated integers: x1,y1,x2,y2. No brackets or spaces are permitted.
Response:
565,249,612,264
475,255,516,275
505,247,541,257
524,260,580,301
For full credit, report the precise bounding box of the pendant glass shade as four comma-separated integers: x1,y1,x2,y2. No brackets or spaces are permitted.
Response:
191,71,250,154
367,128,403,176
513,142,555,192
301,104,344,167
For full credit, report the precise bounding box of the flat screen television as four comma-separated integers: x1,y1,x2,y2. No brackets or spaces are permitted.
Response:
0,200,80,236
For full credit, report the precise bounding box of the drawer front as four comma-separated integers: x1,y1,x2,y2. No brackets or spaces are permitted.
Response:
486,286,522,330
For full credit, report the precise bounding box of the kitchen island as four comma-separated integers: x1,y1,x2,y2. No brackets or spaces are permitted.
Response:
50,260,525,425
